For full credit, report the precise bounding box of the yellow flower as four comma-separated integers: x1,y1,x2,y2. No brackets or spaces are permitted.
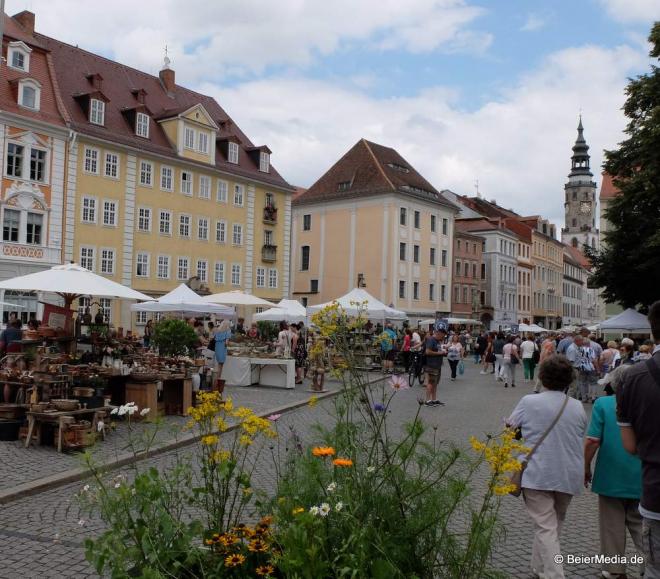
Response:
224,553,246,567
239,434,253,446
312,446,335,457
216,417,228,432
232,407,254,420
332,458,354,467
220,533,239,547
292,507,304,515
256,565,275,577
209,450,231,463
201,434,219,446
247,538,269,553
308,396,318,407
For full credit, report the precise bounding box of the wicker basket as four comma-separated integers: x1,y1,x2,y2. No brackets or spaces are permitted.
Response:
51,399,79,411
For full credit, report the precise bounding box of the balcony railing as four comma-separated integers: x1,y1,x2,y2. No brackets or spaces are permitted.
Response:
262,244,277,262
263,205,278,224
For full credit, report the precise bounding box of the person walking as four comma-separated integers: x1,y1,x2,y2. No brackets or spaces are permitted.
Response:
507,355,588,579
600,341,621,375
380,323,398,374
617,300,660,579
533,333,557,393
501,335,520,388
402,329,412,372
424,327,447,406
142,319,154,349
446,334,464,381
521,333,539,384
585,364,644,579
293,323,307,385
212,320,232,389
493,332,506,382
566,335,598,402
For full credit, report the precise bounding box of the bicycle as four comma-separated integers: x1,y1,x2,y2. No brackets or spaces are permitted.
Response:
408,350,425,387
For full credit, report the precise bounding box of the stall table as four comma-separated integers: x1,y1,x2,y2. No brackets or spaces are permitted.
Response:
222,357,295,389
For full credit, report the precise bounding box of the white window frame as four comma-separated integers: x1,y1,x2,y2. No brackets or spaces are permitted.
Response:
259,151,270,173
80,245,95,271
233,184,244,207
302,214,311,231
159,210,172,235
217,180,228,203
137,206,152,233
18,79,41,111
160,166,174,191
231,263,241,286
184,127,195,150
268,268,278,289
199,175,211,199
197,217,209,241
157,255,170,279
99,297,112,323
135,311,148,325
90,98,105,125
179,214,191,238
197,131,209,154
83,147,100,175
136,112,150,138
104,152,119,179
139,160,153,187
214,262,225,285
228,142,239,164
196,259,208,282
256,267,266,288
102,199,118,227
81,196,97,224
135,252,150,278
232,223,243,246
180,170,193,196
215,220,226,244
100,247,115,275
8,42,31,72
177,257,190,281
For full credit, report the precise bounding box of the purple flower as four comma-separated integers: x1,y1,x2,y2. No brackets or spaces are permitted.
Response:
373,403,386,413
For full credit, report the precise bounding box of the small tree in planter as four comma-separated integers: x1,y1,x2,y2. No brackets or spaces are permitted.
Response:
152,318,198,357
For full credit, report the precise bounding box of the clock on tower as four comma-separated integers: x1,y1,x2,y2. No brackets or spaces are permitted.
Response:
580,201,592,214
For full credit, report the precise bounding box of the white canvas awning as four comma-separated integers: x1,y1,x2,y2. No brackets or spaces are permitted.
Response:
253,299,306,323
202,290,275,308
307,288,407,320
599,308,651,333
131,284,234,317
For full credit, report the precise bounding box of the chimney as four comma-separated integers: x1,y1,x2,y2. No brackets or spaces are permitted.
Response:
159,55,175,94
13,11,35,35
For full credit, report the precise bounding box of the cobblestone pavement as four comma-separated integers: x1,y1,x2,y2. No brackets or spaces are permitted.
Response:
0,364,645,578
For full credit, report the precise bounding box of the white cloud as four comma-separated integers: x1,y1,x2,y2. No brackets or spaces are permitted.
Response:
7,0,490,83
520,14,546,32
203,42,646,227
599,0,660,23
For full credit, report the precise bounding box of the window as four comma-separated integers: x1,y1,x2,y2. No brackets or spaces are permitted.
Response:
441,285,447,302
231,264,241,286
199,175,211,199
90,99,105,125
181,171,193,195
84,147,99,174
463,286,469,304
137,207,151,232
413,245,420,263
29,149,46,182
179,215,191,238
233,184,244,206
441,250,447,267
430,247,436,265
80,246,95,271
102,200,117,226
228,142,239,164
399,207,407,226
457,240,461,252
6,143,24,177
161,166,173,191
3,209,20,242
454,285,461,303
104,152,119,178
259,151,270,172
456,260,461,275
414,211,420,229
10,49,26,70
464,262,469,277
264,230,274,246
303,214,311,231
21,84,37,109
337,181,350,191
442,218,448,235
232,224,243,246
429,283,435,301
82,197,97,223
472,263,477,278
159,210,171,235
214,262,225,284
413,282,420,300
399,242,406,261
197,260,208,282
399,280,406,299
139,161,152,186
256,267,266,288
135,311,148,325
99,298,112,323
310,280,319,293
184,127,195,149
216,220,226,243
136,253,149,277
26,213,42,244
100,248,115,275
268,269,278,289
217,180,228,202
431,215,436,233
136,112,150,138
265,192,275,208
177,257,190,280
301,246,310,271
157,255,170,279
198,131,209,154
198,217,209,240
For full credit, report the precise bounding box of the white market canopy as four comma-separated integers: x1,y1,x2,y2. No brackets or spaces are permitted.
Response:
419,317,481,326
307,288,407,321
0,263,153,304
202,290,275,308
253,299,306,323
131,284,234,317
599,308,651,333
519,323,546,334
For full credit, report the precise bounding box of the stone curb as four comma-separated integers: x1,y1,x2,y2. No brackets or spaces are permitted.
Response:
0,374,386,505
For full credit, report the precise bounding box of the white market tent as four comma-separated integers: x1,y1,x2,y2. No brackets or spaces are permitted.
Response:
519,323,546,334
307,288,407,321
131,284,234,317
253,299,306,323
599,308,651,334
202,290,275,308
419,317,481,326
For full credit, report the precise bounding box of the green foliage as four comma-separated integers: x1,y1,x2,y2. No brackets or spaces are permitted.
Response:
587,21,660,310
152,318,199,356
256,321,278,342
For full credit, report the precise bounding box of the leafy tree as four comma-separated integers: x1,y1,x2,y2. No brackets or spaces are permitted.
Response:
152,318,199,356
586,22,660,311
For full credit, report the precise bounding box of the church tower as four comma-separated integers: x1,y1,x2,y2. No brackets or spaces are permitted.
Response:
562,116,599,251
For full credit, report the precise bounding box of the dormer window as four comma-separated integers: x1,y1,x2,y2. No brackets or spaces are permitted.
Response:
136,112,149,138
184,127,195,149
259,151,270,173
7,41,31,73
228,142,239,164
90,98,105,125
198,131,209,154
18,79,40,110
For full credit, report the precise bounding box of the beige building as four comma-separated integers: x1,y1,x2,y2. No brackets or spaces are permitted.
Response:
292,139,457,323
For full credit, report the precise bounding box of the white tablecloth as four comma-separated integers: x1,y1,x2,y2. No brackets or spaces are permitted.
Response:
221,356,295,389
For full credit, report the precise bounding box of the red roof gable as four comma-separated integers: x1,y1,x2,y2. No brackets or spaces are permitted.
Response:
600,172,621,200
564,243,591,269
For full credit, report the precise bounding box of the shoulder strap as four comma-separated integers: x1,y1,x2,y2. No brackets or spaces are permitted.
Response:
525,395,569,463
645,353,660,387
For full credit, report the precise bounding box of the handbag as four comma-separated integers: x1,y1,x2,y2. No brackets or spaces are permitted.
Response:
532,347,540,364
508,394,569,497
458,360,465,375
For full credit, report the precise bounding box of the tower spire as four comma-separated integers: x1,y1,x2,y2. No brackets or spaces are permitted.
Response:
569,114,591,178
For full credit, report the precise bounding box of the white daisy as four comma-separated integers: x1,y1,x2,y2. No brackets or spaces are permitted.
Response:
319,503,331,517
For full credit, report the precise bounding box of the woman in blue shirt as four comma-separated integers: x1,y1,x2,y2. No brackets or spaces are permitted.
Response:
212,320,232,388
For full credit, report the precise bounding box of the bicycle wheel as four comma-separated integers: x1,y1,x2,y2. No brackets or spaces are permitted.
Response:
408,366,417,388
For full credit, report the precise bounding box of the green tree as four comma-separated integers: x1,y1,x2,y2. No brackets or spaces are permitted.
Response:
586,22,660,310
152,318,199,356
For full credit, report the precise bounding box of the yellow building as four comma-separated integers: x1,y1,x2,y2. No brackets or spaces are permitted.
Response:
31,21,294,329
292,139,457,324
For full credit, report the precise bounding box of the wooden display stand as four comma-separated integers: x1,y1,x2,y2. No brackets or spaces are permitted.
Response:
162,378,192,416
125,381,158,421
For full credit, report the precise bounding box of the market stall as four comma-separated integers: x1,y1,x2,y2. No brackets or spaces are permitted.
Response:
131,283,234,318
307,288,407,321
253,299,306,323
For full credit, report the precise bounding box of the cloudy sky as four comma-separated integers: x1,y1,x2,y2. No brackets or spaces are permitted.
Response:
8,0,658,226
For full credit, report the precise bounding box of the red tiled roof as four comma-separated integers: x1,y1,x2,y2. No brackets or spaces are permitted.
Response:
294,138,456,210
503,218,532,242
600,172,621,200
33,31,291,190
563,243,591,269
459,196,520,219
292,186,307,201
456,217,520,239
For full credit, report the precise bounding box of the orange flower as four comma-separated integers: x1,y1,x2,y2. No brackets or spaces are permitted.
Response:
332,458,354,467
248,538,269,553
224,553,246,567
256,565,275,577
312,446,336,457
